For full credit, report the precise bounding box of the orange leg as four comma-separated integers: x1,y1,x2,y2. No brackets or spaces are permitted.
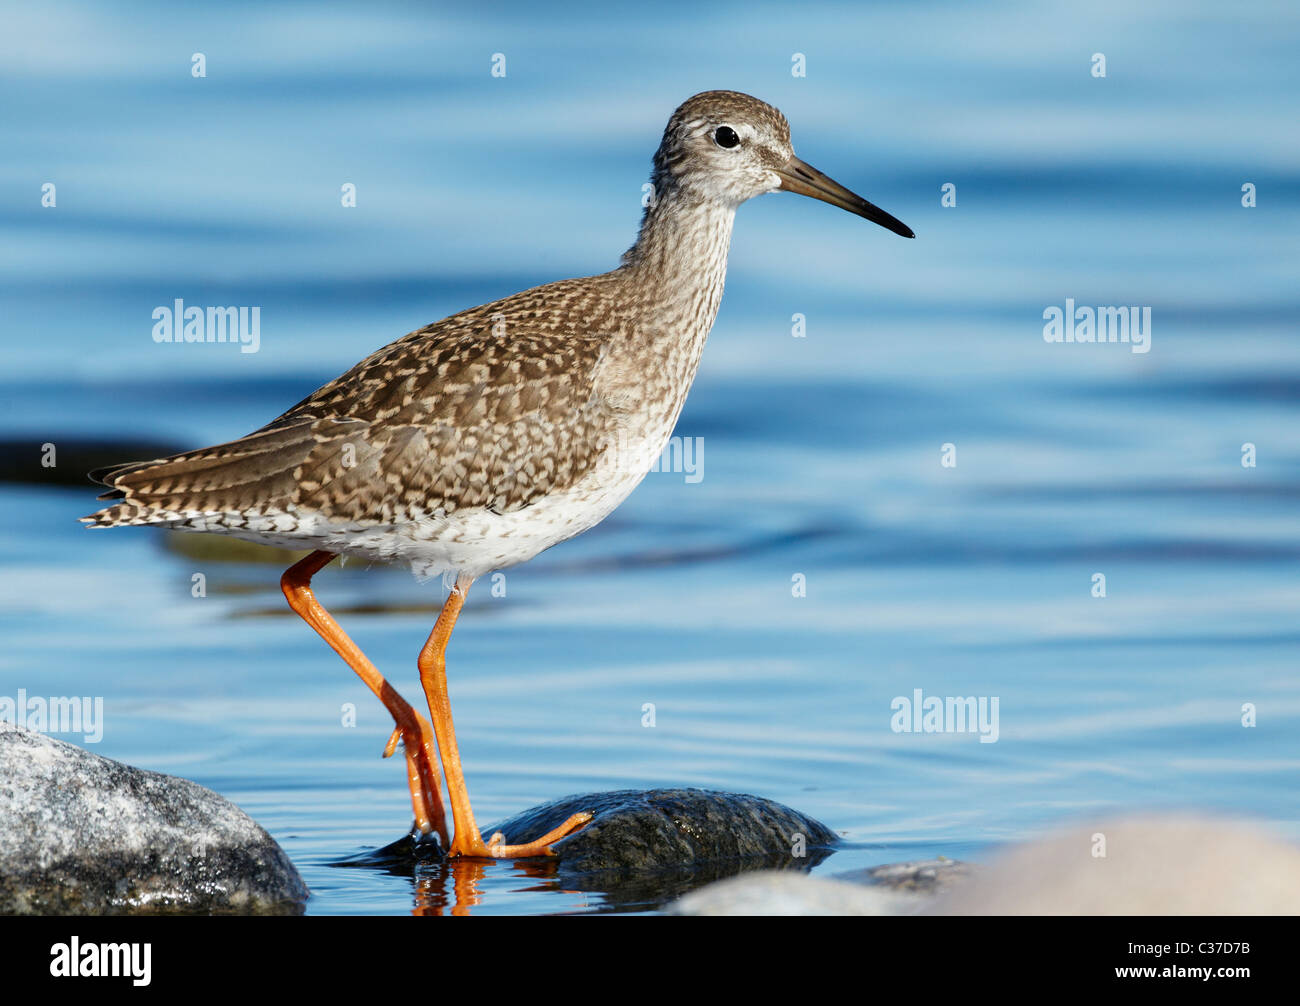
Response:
417,575,591,858
281,550,450,847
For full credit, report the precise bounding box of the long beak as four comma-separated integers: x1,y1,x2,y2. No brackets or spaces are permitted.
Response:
776,156,914,238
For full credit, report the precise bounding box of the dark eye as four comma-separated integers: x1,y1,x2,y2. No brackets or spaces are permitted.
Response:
713,126,740,149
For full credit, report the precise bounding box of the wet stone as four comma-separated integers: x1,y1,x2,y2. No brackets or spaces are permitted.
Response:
497,788,836,871
0,723,307,915
345,788,838,899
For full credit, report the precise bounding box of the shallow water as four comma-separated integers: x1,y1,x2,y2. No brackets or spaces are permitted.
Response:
1,1,1298,914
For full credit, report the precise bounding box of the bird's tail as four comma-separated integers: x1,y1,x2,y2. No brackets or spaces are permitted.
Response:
81,422,318,528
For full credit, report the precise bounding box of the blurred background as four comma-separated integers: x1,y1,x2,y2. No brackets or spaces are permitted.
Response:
1,0,1297,913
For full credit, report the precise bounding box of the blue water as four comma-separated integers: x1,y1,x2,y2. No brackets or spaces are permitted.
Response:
2,0,1298,914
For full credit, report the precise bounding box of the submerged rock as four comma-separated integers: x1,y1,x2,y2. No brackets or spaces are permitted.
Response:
343,788,838,907
0,436,184,487
490,788,838,873
0,723,307,915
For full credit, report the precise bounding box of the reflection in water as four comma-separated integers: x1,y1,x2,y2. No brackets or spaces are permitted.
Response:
333,836,835,916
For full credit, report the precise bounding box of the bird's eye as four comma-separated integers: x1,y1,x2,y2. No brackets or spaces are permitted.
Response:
713,126,740,149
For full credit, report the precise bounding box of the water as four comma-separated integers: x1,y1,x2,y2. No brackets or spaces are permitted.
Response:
2,0,1298,914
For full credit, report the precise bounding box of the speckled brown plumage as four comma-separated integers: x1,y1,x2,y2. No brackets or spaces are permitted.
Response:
90,288,621,526
83,90,910,581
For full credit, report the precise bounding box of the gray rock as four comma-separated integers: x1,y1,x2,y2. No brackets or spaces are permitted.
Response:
928,815,1300,915
838,857,974,893
672,814,1300,915
0,723,307,915
668,870,909,916
668,857,975,915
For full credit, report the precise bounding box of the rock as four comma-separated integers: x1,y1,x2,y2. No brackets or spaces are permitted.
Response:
0,723,308,915
673,815,1300,916
668,858,975,915
0,437,184,487
340,788,838,908
668,870,908,916
929,815,1300,915
491,788,838,872
838,857,974,894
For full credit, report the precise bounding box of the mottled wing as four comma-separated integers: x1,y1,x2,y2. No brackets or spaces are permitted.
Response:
273,327,613,523
83,314,613,530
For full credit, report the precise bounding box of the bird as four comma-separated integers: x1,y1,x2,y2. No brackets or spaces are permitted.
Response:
82,90,913,859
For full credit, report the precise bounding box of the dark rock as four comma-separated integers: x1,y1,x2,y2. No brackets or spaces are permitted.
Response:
0,437,184,487
0,723,307,915
338,788,838,911
489,789,836,872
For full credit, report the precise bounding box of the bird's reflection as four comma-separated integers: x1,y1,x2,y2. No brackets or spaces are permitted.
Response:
406,858,577,916
332,831,832,915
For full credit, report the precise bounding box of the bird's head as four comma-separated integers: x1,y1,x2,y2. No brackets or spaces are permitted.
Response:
653,89,913,238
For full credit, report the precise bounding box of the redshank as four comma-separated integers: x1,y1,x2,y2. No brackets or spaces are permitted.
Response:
83,90,913,859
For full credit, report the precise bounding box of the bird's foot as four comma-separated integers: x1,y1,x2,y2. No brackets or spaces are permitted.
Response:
449,812,593,859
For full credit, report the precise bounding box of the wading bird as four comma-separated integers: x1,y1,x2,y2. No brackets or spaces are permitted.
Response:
84,91,912,857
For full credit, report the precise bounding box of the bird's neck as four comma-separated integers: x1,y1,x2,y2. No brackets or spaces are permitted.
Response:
620,182,736,338
597,182,737,447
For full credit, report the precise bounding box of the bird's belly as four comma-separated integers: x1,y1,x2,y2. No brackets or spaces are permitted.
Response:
289,443,655,581
383,408,687,580
171,412,679,582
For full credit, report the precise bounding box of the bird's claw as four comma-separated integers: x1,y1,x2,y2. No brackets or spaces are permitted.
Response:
450,811,595,859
